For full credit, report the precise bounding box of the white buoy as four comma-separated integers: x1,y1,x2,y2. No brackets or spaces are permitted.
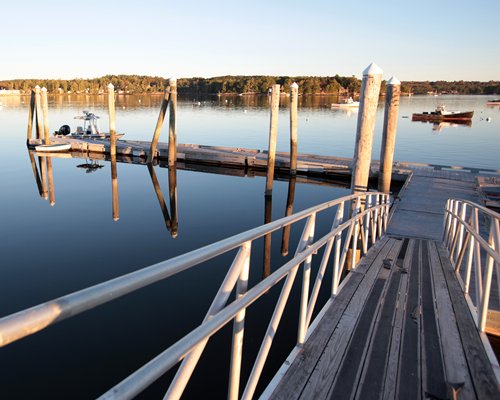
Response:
486,117,491,122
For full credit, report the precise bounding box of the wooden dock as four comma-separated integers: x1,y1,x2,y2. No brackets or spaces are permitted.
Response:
269,237,498,399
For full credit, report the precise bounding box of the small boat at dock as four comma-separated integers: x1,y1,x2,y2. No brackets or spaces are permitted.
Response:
35,143,71,152
486,99,500,105
412,105,473,122
55,111,124,139
331,97,359,108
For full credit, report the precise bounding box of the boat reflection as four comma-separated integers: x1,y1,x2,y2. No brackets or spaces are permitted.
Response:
412,119,472,132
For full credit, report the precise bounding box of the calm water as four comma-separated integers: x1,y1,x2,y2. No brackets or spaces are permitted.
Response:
0,94,499,399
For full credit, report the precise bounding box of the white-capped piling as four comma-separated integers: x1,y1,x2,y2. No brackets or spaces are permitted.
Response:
41,87,50,144
168,78,178,166
265,84,280,195
290,82,299,174
108,83,117,156
350,62,383,194
378,76,401,193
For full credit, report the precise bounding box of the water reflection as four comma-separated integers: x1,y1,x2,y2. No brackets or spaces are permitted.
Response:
147,164,178,238
281,176,297,256
411,119,472,132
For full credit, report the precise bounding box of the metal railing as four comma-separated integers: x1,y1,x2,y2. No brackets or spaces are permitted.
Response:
0,192,390,400
443,199,500,332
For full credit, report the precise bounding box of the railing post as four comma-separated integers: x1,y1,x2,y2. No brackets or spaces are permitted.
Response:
478,222,496,332
228,242,251,400
472,208,483,306
298,213,316,345
456,203,467,261
332,202,345,296
363,194,371,254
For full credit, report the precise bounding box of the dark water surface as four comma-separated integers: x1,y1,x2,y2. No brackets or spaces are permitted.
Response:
0,94,498,398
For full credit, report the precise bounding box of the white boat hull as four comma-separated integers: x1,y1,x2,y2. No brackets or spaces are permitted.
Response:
35,144,71,152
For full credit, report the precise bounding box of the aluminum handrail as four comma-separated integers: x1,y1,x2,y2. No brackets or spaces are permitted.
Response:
0,191,391,399
443,198,500,332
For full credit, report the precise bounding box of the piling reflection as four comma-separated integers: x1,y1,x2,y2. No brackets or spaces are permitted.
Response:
147,163,178,238
46,157,55,206
111,153,119,221
280,175,297,257
38,156,48,200
28,151,43,197
263,194,272,279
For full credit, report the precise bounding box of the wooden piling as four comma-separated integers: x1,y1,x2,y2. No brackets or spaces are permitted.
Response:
350,62,383,195
378,76,401,194
147,86,171,163
168,78,178,166
41,87,50,144
34,86,43,140
289,82,299,174
265,84,280,195
27,90,35,141
108,83,117,157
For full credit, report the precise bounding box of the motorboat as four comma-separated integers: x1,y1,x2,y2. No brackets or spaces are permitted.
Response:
56,111,124,139
486,99,500,105
412,105,473,122
331,97,360,108
35,143,71,152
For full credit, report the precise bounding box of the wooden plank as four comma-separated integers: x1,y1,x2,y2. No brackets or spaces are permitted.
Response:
298,239,403,400
271,237,391,400
436,243,499,399
397,240,421,400
427,240,476,399
381,238,413,400
420,240,448,399
356,238,410,400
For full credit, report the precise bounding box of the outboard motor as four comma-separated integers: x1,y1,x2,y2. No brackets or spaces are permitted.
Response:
58,125,71,136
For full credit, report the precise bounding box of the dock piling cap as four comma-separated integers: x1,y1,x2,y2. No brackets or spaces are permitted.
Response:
291,82,299,89
363,62,383,76
387,76,401,86
107,83,114,90
169,77,177,86
41,87,47,92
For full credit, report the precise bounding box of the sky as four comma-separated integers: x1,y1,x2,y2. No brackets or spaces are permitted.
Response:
1,0,499,81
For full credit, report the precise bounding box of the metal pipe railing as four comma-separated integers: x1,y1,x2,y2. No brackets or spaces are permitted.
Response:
0,192,390,399
443,199,500,332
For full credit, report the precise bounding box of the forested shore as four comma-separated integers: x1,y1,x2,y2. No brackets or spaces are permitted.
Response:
1,75,498,95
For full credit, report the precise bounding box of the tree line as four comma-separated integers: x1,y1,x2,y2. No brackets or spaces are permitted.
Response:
0,75,498,95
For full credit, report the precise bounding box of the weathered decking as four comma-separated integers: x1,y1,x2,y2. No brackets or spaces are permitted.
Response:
269,237,498,399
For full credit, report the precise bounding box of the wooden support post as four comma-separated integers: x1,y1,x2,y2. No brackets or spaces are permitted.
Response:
168,78,177,166
289,82,299,174
265,84,280,195
108,83,117,157
41,87,50,144
147,86,171,163
111,152,119,221
378,76,401,194
263,194,273,279
46,157,55,206
34,86,43,140
281,175,296,256
350,62,383,195
169,165,178,238
27,89,35,142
